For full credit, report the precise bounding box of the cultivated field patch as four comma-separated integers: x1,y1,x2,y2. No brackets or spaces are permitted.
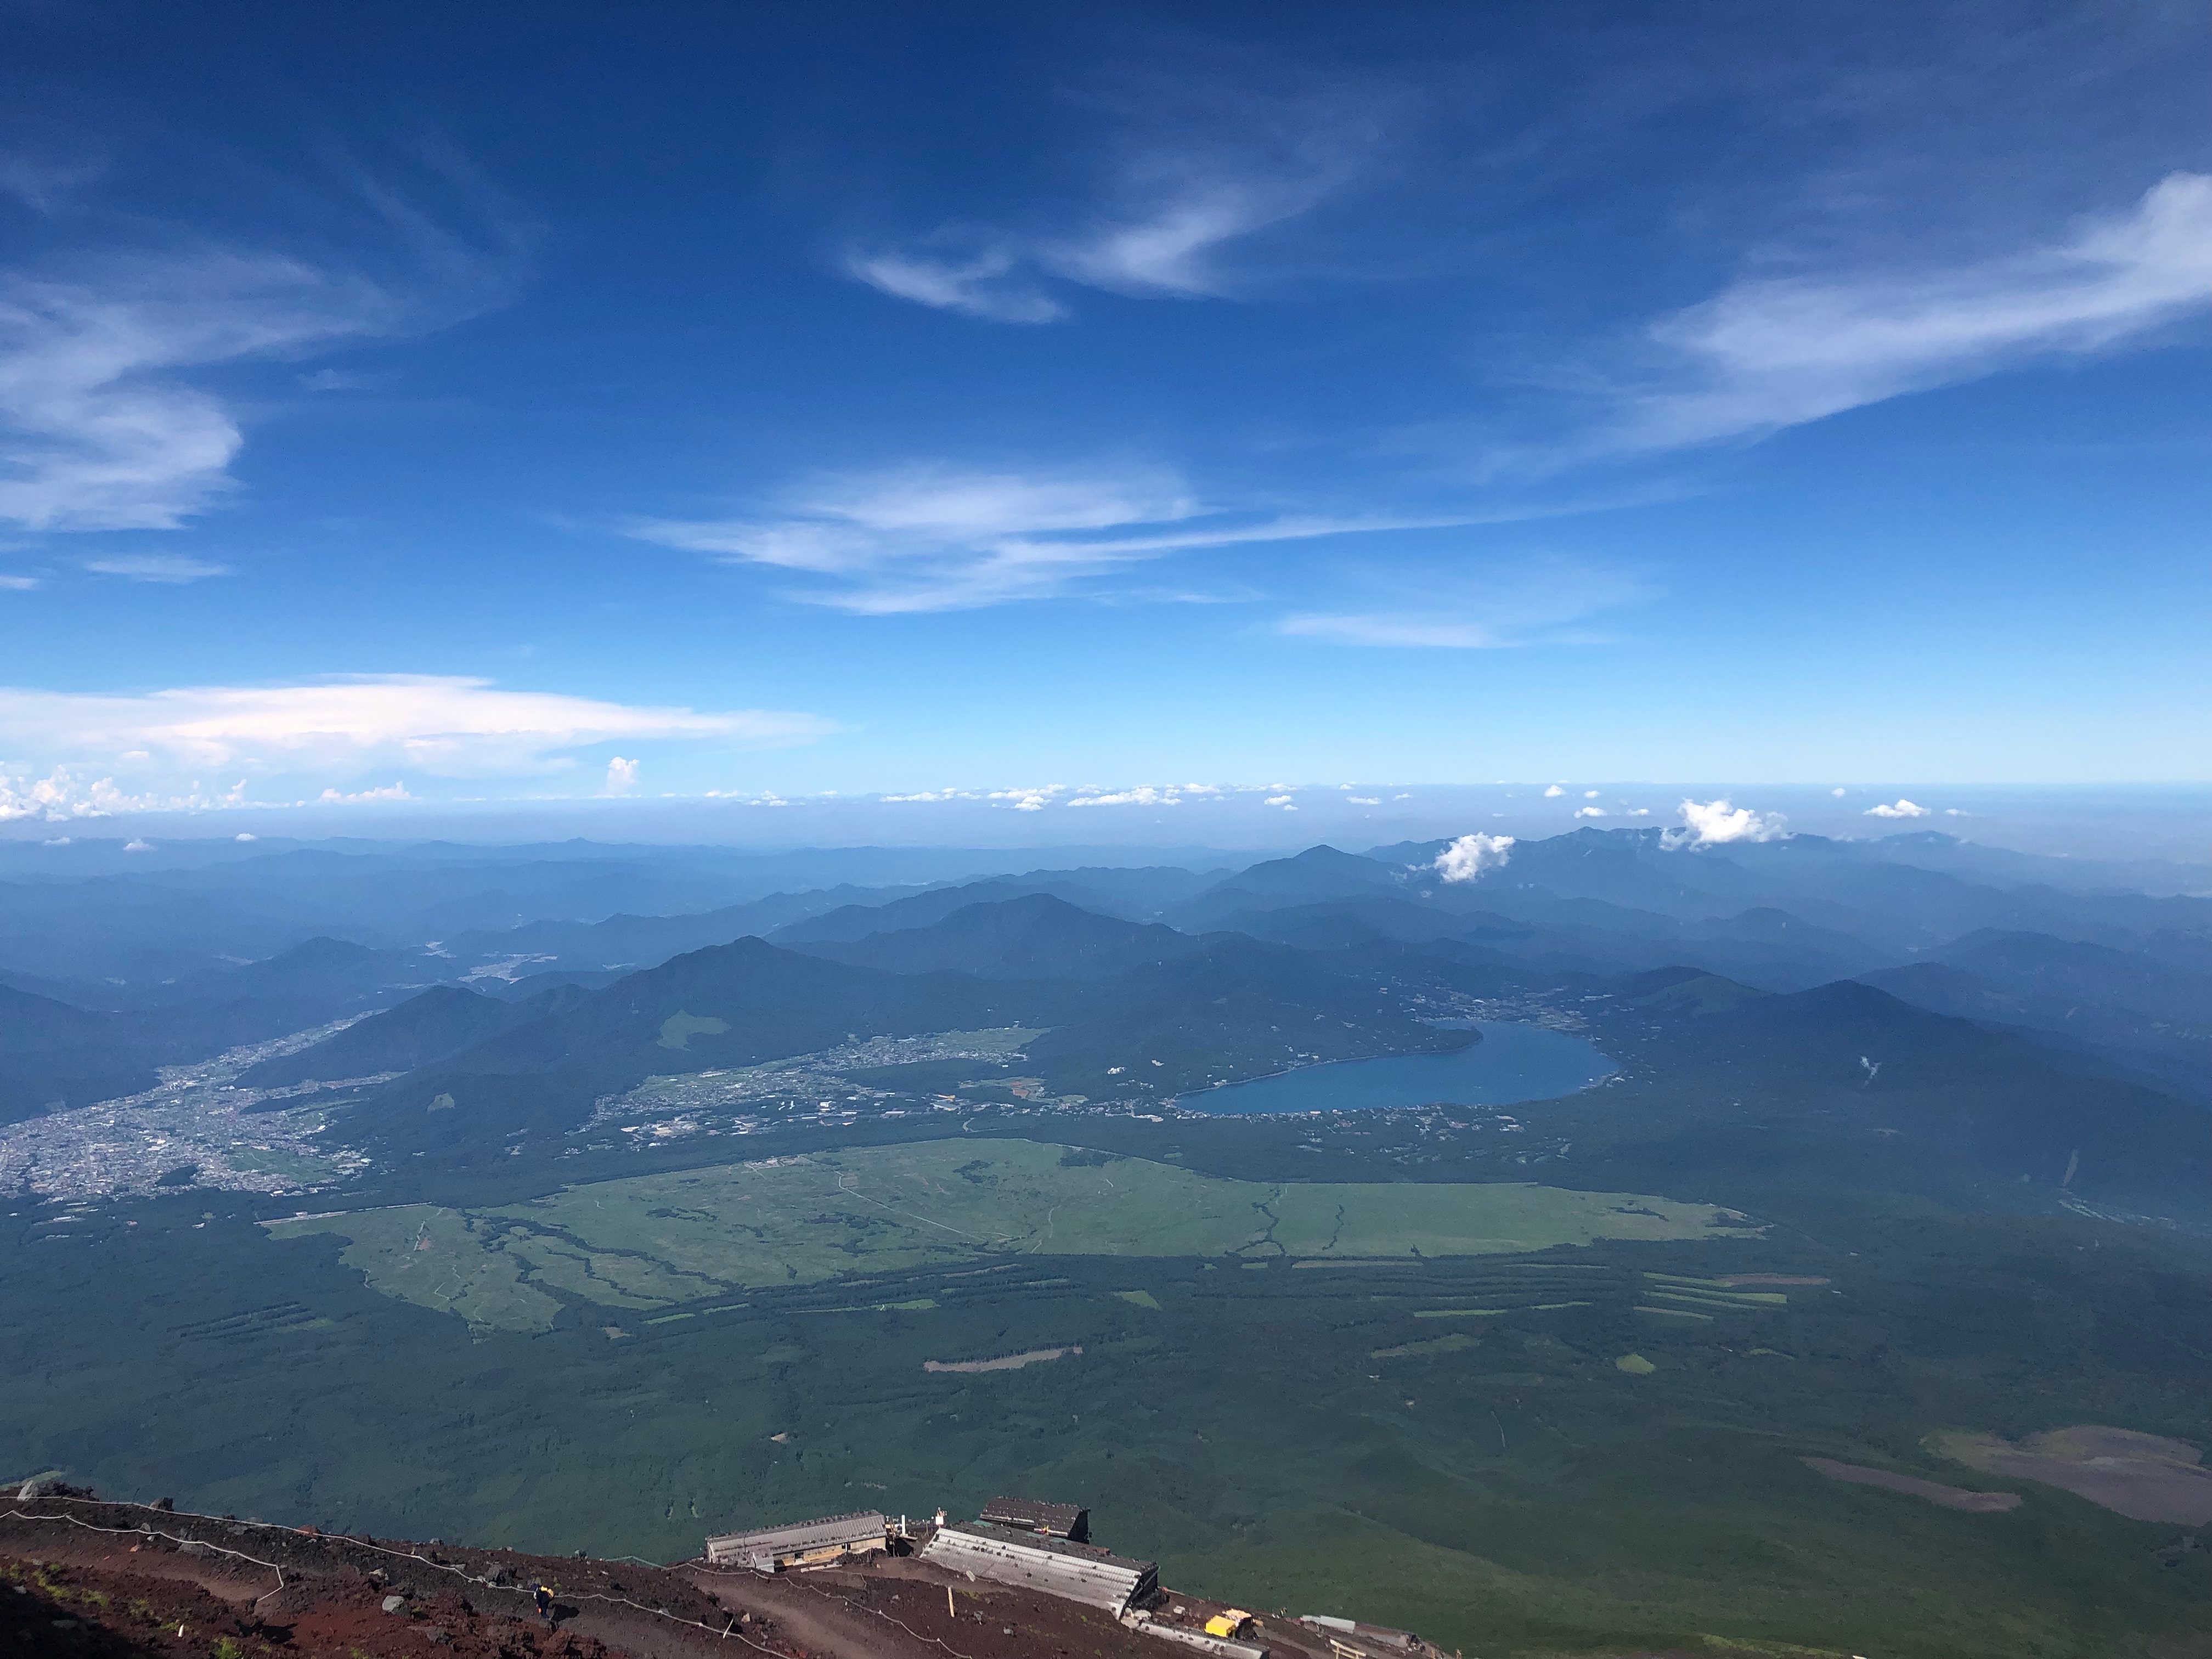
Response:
1372,1331,1481,1358
1801,1458,2023,1512
923,1345,1081,1373
1930,1426,2212,1524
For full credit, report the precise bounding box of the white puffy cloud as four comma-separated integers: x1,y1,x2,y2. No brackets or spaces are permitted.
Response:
1864,798,1933,818
0,766,246,822
1069,786,1183,808
1434,832,1515,882
1347,795,1380,805
1574,805,1607,818
1662,798,1790,848
601,755,639,796
318,781,411,804
988,785,1066,812
0,675,830,817
1582,789,1600,798
1607,173,2212,456
874,781,1224,810
1542,784,1566,797
1263,794,1297,809
1830,787,1847,798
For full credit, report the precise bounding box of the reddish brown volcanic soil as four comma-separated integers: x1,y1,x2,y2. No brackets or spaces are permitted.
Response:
6,1492,1754,1659
0,1494,1295,1659
1799,1458,2023,1512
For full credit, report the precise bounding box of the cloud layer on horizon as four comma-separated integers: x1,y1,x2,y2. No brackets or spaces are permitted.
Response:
0,675,831,820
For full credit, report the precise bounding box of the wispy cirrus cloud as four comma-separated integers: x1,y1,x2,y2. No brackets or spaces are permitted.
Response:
1594,172,2212,458
635,462,1462,613
0,251,402,532
844,242,1071,325
82,553,232,583
1281,556,1656,647
0,156,529,535
851,168,1352,324
844,75,1385,324
0,675,832,817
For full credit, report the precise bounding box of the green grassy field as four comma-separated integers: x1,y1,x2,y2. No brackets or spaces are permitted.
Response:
269,1139,1752,1330
12,1118,2211,1659
268,1203,567,1330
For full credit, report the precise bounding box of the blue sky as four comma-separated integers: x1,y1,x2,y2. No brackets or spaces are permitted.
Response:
1,0,2207,828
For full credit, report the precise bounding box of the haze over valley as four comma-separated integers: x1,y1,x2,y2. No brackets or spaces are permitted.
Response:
3,4,2207,1656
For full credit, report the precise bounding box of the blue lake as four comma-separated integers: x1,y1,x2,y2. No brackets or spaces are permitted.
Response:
1178,1021,1616,1115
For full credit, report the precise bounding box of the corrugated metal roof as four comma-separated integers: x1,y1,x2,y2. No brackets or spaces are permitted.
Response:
981,1496,1087,1533
704,1510,885,1564
919,1521,1157,1615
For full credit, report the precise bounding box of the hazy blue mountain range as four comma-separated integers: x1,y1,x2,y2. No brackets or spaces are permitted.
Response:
768,867,1221,945
238,982,594,1090
787,892,1209,979
0,984,161,1122
4,829,2207,1194
6,824,2211,1659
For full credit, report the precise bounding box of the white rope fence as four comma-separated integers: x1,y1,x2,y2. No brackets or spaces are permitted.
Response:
2,1499,797,1657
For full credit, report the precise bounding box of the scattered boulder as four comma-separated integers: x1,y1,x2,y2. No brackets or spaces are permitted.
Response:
14,1476,91,1500
382,1594,409,1614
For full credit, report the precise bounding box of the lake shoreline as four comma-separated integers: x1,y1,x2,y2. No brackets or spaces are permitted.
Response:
1171,1020,1617,1116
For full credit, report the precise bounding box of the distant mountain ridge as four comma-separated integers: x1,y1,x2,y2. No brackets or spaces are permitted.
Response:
6,827,2206,1188
0,984,161,1122
788,893,1209,979
239,981,594,1088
